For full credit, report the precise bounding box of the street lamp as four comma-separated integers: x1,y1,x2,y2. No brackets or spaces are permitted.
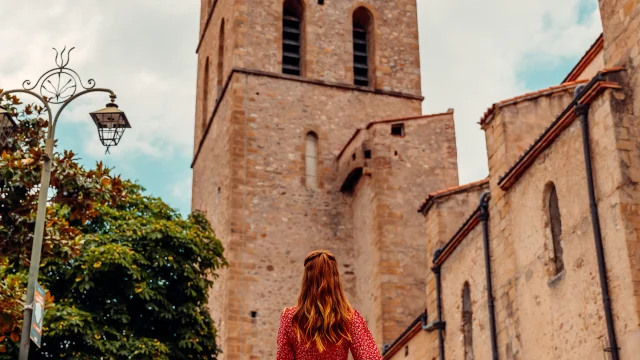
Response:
90,101,131,151
0,107,18,148
0,47,131,360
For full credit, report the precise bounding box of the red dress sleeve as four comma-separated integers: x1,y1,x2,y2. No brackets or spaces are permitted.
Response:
349,310,382,360
277,308,295,360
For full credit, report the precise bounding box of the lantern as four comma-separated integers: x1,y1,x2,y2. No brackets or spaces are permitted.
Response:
89,103,131,151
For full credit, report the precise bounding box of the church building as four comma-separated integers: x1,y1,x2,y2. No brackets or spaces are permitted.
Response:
191,0,640,359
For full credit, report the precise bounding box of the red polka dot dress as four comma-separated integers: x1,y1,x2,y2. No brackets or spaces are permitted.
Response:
276,307,382,360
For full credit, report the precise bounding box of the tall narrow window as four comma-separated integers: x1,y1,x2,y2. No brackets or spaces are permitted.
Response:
202,58,210,131
548,184,565,274
462,282,474,360
305,132,318,189
217,20,225,99
353,7,374,87
283,0,304,76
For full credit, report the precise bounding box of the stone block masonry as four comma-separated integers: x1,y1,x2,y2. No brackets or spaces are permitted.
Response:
192,0,435,358
191,0,640,359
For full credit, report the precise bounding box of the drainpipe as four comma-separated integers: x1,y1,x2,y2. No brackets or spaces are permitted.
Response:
574,84,620,360
479,192,498,360
432,249,446,360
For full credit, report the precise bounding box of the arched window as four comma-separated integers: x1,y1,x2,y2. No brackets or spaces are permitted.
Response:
548,184,564,274
282,0,304,76
462,282,474,360
305,132,318,189
202,57,210,131
217,20,225,100
352,7,375,87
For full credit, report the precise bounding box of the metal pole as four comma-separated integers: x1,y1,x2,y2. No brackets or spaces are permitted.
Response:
18,138,53,360
432,260,445,360
5,87,116,360
0,89,52,360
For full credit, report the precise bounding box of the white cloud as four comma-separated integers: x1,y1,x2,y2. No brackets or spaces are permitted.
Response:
170,177,193,200
0,0,198,160
0,0,603,203
418,0,602,184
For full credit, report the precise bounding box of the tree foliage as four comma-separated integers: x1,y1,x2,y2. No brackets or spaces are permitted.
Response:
0,93,226,359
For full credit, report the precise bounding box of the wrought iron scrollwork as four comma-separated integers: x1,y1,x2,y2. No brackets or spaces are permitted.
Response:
22,47,96,104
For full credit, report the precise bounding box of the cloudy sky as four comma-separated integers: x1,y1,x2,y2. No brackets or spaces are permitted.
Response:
0,0,603,216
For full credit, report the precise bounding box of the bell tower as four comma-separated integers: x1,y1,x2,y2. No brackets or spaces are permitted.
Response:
191,0,429,358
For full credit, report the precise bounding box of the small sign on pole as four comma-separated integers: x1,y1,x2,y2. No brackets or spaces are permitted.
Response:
29,282,46,348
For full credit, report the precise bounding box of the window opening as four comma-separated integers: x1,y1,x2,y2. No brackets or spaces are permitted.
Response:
391,123,405,137
353,7,374,87
548,184,565,275
202,58,210,131
462,282,474,360
305,132,318,188
217,20,225,99
283,0,304,76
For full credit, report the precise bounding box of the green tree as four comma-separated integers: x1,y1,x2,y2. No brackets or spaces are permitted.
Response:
0,93,226,359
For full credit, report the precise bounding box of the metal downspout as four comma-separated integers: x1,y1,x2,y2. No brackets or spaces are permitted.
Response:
574,85,620,360
432,249,445,360
479,192,498,360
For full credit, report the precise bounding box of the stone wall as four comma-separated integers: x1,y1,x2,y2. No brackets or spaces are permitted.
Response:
193,69,423,359
483,80,640,358
190,1,640,359
575,48,605,82
481,86,580,358
440,226,492,360
351,175,383,343
422,182,488,359
194,0,235,150
191,76,235,354
228,0,422,95
386,330,436,360
483,86,579,175
365,114,458,343
599,0,640,351
499,105,612,359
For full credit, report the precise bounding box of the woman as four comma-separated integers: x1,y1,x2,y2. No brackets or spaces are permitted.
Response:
277,250,382,360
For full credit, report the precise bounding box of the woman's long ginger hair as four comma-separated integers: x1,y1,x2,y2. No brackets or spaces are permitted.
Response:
292,250,353,352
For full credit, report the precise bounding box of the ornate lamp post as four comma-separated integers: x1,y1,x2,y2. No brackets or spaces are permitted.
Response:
0,47,131,360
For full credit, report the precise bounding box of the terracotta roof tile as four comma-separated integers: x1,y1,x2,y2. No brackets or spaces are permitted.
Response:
498,71,624,190
479,80,588,128
418,178,489,215
562,34,604,84
433,207,482,267
381,311,427,359
479,65,624,131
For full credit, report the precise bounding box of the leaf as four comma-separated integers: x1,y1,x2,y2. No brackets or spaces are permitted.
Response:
0,93,226,359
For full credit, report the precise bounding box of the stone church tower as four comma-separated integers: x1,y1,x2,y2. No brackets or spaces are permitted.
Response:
191,0,458,358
